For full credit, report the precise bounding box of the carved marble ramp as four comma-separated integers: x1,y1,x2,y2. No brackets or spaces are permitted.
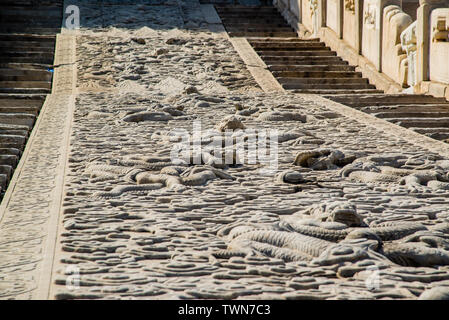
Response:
0,31,76,299
42,1,449,300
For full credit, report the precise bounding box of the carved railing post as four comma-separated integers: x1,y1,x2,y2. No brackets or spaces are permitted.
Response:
325,0,344,38
401,21,418,88
356,0,364,54
362,0,401,71
342,0,362,52
310,0,320,36
321,0,327,28
416,0,449,84
429,8,449,85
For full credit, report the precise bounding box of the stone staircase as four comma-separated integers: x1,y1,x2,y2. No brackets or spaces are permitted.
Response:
0,0,62,199
249,38,382,94
0,0,62,34
323,94,449,141
215,5,298,37
215,5,449,142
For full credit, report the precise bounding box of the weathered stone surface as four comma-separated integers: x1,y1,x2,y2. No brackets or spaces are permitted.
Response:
2,0,449,301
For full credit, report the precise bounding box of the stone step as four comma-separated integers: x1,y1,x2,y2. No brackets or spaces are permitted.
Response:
228,31,298,37
0,154,18,167
0,81,51,89
360,104,449,113
0,100,44,108
0,17,61,27
220,17,287,25
0,160,12,173
262,56,347,64
248,37,321,42
0,93,46,103
0,0,62,4
0,5,61,10
224,22,292,29
325,94,448,106
278,77,369,85
0,51,54,58
226,27,295,33
0,63,50,71
221,18,289,25
374,111,449,119
273,70,363,78
0,113,35,127
0,127,30,136
283,83,376,90
218,13,284,18
0,68,52,79
250,42,326,49
0,142,25,150
0,7,62,17
0,174,7,190
258,50,335,56
387,118,449,128
0,93,46,99
0,145,20,153
0,56,54,64
0,34,55,42
0,40,55,49
215,6,280,13
218,13,283,19
423,133,449,141
0,27,61,35
0,45,55,53
0,134,27,147
0,87,51,94
268,64,356,72
291,89,384,94
0,106,41,115
0,164,12,180
0,123,32,132
254,45,328,51
413,127,449,134
0,75,52,82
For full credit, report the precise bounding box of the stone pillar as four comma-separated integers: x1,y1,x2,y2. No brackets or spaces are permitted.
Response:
343,0,359,50
416,0,449,84
401,21,418,87
320,0,327,27
356,0,364,54
311,0,322,36
429,8,449,84
338,0,344,38
326,0,343,37
362,0,401,71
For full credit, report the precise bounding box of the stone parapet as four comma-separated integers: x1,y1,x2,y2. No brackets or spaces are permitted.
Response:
273,0,449,99
319,26,404,93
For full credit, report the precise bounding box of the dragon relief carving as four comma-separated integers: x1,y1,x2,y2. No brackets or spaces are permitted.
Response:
214,204,449,268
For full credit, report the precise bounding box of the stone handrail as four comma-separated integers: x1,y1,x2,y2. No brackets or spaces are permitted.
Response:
401,20,417,88
273,0,449,99
383,5,412,86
